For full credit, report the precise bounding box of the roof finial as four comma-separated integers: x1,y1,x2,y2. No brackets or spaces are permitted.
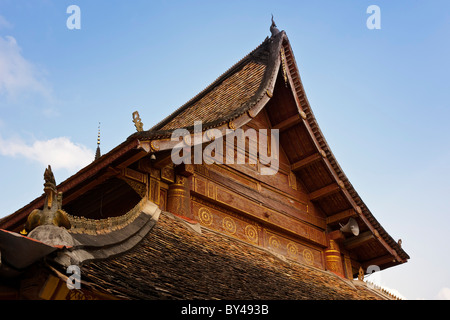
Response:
22,165,71,235
270,14,280,37
95,122,101,160
132,111,144,132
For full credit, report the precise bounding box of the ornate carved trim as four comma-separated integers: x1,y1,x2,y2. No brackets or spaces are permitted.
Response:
121,176,147,198
67,198,147,235
132,111,144,132
122,167,147,184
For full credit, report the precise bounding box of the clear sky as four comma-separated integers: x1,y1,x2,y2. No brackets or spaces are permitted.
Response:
0,0,449,300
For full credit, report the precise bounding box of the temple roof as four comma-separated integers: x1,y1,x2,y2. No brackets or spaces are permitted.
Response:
77,211,394,300
127,30,409,266
0,26,409,299
128,32,283,140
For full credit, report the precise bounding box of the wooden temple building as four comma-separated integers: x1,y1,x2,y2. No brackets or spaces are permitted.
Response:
0,23,409,300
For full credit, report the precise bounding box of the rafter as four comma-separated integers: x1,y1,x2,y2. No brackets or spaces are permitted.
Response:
62,167,120,205
343,231,374,250
291,153,322,172
326,209,357,225
309,183,340,201
272,114,302,132
361,254,396,269
115,150,148,170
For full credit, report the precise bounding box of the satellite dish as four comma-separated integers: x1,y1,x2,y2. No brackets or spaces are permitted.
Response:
339,218,360,236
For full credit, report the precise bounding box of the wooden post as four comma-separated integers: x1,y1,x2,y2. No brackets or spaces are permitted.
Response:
324,239,345,277
167,174,192,219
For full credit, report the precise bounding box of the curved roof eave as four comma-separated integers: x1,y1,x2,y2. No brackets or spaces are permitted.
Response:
279,35,410,263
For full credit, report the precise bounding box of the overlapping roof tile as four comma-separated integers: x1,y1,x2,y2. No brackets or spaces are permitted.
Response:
80,212,388,300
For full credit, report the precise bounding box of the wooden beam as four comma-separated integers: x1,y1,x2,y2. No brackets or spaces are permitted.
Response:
361,254,396,269
343,231,374,250
309,183,340,201
326,209,357,225
327,230,345,242
62,168,120,205
152,151,174,169
115,150,148,170
291,153,322,171
272,114,301,132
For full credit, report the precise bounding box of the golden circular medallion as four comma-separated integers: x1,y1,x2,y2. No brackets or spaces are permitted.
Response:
198,207,213,226
286,242,299,258
222,216,236,235
303,249,314,265
245,225,258,244
268,235,281,250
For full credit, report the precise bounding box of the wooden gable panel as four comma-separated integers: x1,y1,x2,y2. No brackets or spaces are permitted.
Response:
315,192,352,217
264,72,299,127
280,125,317,164
296,162,335,193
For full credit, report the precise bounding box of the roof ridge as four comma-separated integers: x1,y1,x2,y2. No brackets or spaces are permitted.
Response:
128,31,286,141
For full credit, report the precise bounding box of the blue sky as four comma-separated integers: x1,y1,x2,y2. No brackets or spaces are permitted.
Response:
0,0,449,300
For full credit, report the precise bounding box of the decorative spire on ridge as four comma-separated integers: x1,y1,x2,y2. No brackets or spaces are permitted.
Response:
95,122,101,160
270,14,280,37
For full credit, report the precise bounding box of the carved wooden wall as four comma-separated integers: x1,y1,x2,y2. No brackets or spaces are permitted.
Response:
132,110,353,276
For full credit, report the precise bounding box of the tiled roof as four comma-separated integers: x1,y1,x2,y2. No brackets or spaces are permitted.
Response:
128,33,281,140
158,61,267,131
79,212,387,300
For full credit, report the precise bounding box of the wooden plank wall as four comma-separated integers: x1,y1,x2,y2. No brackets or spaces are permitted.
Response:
182,110,329,269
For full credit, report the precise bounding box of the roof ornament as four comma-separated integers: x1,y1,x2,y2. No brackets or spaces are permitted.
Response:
21,165,71,235
270,14,280,37
358,266,365,281
132,111,144,132
95,122,101,160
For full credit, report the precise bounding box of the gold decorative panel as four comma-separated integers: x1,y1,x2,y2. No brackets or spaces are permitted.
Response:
264,230,323,269
192,197,324,269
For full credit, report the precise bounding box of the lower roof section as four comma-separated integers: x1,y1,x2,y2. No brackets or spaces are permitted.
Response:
78,211,395,300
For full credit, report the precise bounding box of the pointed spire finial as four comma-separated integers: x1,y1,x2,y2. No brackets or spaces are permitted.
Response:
95,122,101,160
